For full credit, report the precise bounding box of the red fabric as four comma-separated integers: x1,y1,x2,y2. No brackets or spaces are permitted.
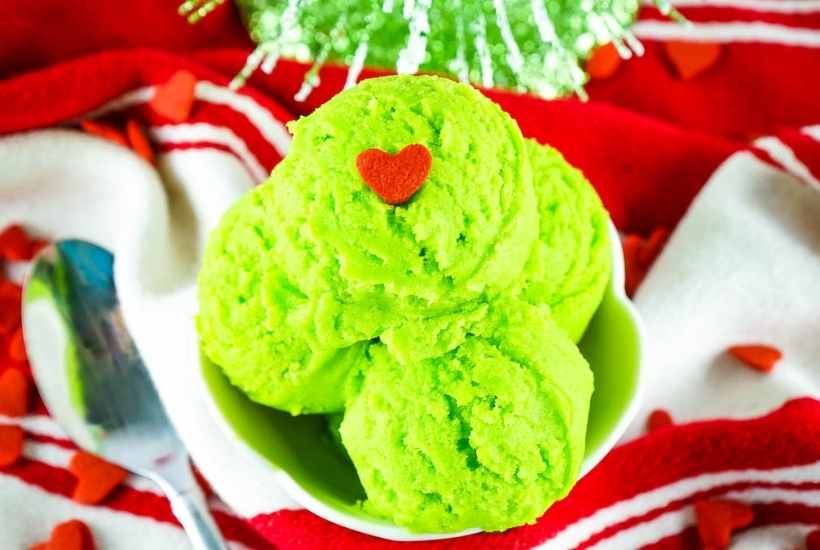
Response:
251,399,820,549
1,2,819,550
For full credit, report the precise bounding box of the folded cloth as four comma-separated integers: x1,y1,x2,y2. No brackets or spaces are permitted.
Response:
1,1,820,549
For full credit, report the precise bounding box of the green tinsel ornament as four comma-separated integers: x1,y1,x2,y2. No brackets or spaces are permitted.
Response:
180,0,681,100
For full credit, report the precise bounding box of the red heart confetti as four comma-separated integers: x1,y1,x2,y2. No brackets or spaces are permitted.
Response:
622,227,670,297
79,120,129,147
356,144,432,205
695,499,754,549
0,424,24,467
30,519,96,550
664,41,722,80
0,225,34,261
69,451,128,505
0,368,31,417
126,118,155,164
646,409,674,432
806,529,820,550
150,70,197,123
587,43,622,80
728,344,782,373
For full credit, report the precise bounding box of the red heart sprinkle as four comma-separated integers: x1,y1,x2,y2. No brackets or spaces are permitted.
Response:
0,225,33,261
150,70,197,123
79,120,129,147
806,529,820,550
646,409,674,432
126,118,155,164
728,344,782,373
0,424,24,467
587,43,622,80
30,519,96,550
695,499,754,549
356,144,432,205
0,368,31,417
664,41,722,80
69,451,128,505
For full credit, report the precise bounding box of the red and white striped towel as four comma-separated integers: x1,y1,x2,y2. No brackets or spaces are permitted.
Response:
1,1,820,548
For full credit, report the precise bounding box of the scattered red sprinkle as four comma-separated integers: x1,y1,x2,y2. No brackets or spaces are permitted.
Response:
30,519,96,550
646,409,674,432
0,225,33,261
69,451,128,505
728,344,782,373
356,144,432,205
126,118,155,164
150,70,197,123
0,424,24,467
622,227,671,297
79,120,128,147
806,529,820,550
0,368,31,417
8,327,26,363
695,499,754,550
587,43,622,80
664,41,722,80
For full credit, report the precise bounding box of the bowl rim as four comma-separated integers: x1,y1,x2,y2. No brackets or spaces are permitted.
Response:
200,221,645,542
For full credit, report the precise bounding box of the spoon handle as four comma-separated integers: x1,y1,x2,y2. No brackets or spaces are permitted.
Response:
168,486,230,550
147,453,229,550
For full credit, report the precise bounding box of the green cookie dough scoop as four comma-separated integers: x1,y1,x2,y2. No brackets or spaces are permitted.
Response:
341,300,592,533
516,140,612,342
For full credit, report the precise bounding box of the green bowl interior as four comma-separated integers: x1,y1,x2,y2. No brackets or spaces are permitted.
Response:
201,278,641,522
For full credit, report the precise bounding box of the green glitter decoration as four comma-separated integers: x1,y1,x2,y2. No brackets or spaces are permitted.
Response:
180,0,682,100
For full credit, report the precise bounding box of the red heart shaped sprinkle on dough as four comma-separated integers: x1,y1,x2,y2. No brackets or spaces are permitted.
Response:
356,144,432,205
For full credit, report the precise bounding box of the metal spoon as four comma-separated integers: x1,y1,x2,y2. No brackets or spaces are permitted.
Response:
22,240,228,550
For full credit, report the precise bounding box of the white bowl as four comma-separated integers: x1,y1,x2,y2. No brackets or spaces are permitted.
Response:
199,222,644,541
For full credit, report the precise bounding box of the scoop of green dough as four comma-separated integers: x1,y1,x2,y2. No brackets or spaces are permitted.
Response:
515,140,612,342
340,300,593,533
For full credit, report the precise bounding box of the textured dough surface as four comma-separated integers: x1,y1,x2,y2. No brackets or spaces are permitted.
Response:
340,300,593,532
